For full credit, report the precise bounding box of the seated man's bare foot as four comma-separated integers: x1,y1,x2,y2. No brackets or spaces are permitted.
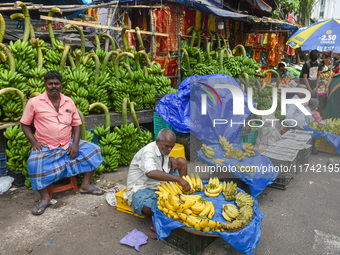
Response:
32,199,51,216
79,185,105,196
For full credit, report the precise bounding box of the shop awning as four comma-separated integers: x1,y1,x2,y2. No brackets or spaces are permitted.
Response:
176,0,249,18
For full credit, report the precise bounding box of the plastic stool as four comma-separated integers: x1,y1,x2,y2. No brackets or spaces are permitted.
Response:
46,176,78,199
169,143,186,160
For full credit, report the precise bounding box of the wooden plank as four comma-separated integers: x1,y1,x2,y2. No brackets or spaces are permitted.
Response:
40,15,169,37
120,5,163,9
0,110,154,131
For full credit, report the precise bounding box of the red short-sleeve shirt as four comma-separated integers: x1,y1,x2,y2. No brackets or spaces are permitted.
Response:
20,92,82,149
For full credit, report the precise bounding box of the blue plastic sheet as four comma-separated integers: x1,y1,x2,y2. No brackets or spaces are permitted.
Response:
156,74,254,144
152,183,263,255
304,126,340,154
197,144,277,197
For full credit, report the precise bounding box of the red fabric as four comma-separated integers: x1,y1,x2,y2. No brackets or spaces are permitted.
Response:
181,6,196,35
334,66,340,74
154,8,171,56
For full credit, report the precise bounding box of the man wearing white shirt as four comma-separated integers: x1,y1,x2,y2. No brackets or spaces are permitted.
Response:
125,129,190,215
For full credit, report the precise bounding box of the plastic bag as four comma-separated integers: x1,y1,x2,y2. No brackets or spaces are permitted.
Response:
106,190,117,206
0,176,14,195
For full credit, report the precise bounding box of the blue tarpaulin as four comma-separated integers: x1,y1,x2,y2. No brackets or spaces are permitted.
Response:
152,184,263,255
156,74,253,143
197,144,278,197
304,126,340,155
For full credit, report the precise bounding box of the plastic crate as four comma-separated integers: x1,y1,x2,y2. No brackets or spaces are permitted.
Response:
153,112,176,140
0,130,6,153
86,128,99,144
263,147,298,190
163,227,217,255
314,137,338,155
0,153,7,176
239,128,259,145
115,188,147,218
7,168,25,187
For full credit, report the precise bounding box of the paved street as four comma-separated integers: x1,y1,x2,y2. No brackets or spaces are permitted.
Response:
0,152,339,255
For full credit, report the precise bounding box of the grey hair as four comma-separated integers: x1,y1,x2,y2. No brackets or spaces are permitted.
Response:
309,98,319,108
157,129,176,142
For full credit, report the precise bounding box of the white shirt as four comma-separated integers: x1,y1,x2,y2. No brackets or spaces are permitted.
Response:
124,141,170,205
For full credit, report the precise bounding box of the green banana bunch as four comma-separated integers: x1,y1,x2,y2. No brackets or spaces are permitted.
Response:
93,125,110,137
85,130,94,142
7,39,37,75
26,67,47,96
97,131,122,172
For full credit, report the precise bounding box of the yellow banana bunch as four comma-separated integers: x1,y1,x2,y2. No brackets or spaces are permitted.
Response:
204,177,222,197
235,192,254,207
201,144,215,159
222,204,239,222
235,164,256,173
213,158,225,165
157,181,183,196
242,142,255,157
219,135,234,152
220,220,244,232
223,148,246,161
222,181,238,201
181,174,204,193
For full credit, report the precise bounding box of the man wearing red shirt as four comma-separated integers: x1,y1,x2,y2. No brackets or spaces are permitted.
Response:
21,71,104,215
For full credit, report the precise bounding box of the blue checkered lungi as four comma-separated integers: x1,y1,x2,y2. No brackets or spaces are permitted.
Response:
28,139,104,190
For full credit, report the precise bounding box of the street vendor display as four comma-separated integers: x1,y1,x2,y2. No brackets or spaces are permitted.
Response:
153,177,262,255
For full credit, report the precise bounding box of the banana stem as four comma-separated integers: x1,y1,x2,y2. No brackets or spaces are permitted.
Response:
180,48,190,69
120,62,134,80
135,27,144,50
14,2,30,42
140,50,151,67
122,98,130,126
262,69,280,87
219,48,225,69
219,34,227,48
232,44,247,57
144,66,149,77
0,87,27,110
91,35,101,51
206,42,212,63
0,43,15,72
62,24,85,54
83,52,100,83
130,102,140,132
29,24,35,40
47,7,61,48
0,13,5,43
211,31,220,49
0,51,7,62
240,72,249,91
98,33,116,51
89,102,110,129
77,109,86,140
31,38,43,68
197,30,202,49
102,51,115,72
114,52,134,78
75,50,82,67
58,45,71,71
121,26,128,51
202,29,213,49
68,53,75,69
136,51,142,71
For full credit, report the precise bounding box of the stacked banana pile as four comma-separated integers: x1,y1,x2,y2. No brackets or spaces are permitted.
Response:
222,181,237,201
242,143,255,157
224,148,246,161
204,177,223,197
156,181,218,232
221,191,254,232
220,136,246,161
308,118,340,135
